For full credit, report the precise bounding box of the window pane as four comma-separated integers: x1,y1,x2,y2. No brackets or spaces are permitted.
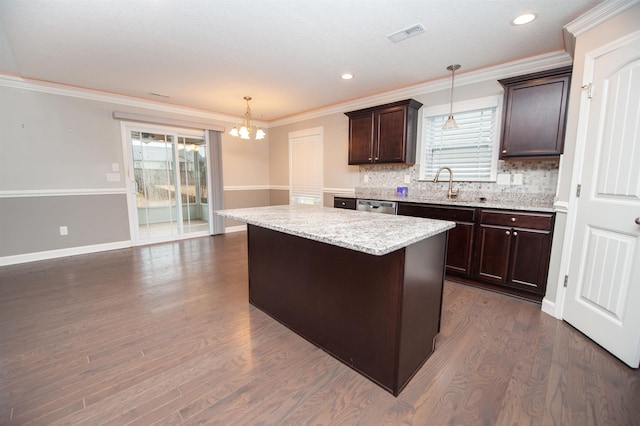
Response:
178,136,209,234
420,103,498,181
132,131,179,240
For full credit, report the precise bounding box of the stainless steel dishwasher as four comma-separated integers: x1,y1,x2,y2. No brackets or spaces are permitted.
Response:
356,199,398,215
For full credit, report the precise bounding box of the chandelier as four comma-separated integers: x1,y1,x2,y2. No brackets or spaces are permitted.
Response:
229,96,266,140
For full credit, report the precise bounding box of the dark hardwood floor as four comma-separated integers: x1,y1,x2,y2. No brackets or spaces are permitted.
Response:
1,233,638,425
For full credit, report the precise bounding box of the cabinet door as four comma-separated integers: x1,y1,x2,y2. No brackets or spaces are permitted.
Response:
349,113,374,164
500,74,570,158
375,107,406,163
397,203,476,277
508,228,552,295
476,224,512,285
446,222,475,276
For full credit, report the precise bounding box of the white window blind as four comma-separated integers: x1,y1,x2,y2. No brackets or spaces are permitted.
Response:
420,96,501,182
289,128,323,205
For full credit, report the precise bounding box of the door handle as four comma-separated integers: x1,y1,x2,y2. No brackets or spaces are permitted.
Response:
636,217,640,225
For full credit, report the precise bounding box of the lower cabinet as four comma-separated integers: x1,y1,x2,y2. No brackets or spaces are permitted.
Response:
398,202,555,301
397,203,476,277
476,224,512,283
475,209,554,297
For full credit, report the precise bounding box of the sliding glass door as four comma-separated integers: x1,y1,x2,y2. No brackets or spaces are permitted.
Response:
126,125,211,244
177,136,209,234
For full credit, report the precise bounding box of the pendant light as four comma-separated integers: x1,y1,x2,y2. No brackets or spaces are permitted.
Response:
229,96,266,140
443,64,461,130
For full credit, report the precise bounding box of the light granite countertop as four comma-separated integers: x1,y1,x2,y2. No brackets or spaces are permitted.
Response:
338,190,555,213
215,204,455,256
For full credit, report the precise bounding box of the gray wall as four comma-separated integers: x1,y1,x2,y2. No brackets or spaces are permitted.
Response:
0,194,130,256
0,83,272,263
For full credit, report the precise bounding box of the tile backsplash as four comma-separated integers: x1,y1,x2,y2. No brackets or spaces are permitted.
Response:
358,159,559,205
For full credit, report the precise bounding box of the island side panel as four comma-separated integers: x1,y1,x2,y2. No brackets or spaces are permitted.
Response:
396,231,447,394
247,225,405,393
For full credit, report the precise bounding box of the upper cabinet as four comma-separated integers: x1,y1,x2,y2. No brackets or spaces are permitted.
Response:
345,99,423,165
498,66,572,159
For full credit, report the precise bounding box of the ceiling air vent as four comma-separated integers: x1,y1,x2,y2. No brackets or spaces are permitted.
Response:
387,24,425,43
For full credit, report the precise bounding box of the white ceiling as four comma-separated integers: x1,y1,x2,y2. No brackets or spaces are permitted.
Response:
0,0,601,122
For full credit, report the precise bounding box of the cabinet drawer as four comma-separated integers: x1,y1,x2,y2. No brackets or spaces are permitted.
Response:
334,197,356,210
398,203,475,222
480,210,553,230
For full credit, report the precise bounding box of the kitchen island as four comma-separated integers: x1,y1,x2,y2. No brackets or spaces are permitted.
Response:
215,204,455,396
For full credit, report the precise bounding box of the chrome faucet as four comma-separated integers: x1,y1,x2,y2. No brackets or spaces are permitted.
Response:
433,167,458,199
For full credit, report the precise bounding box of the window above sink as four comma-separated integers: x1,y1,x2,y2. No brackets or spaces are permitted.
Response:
419,95,502,182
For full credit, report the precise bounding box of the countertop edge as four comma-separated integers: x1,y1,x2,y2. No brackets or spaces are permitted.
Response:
335,194,555,213
216,206,455,256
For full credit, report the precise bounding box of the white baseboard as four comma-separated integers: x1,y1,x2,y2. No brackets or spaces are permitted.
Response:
541,297,561,319
224,225,247,233
0,240,132,267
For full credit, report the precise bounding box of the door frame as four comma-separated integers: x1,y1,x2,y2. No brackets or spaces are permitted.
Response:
120,122,213,246
555,29,640,320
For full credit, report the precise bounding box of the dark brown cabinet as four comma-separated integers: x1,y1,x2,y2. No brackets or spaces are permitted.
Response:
333,196,356,210
345,99,423,165
476,224,512,283
397,201,555,301
398,202,476,277
475,209,554,296
498,66,571,159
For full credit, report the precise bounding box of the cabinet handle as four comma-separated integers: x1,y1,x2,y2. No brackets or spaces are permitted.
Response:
511,217,516,222
505,230,511,236
513,231,518,237
502,150,507,154
368,157,372,161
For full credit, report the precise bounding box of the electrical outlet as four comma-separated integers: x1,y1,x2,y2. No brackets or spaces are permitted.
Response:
112,163,120,172
404,174,411,184
497,173,511,185
106,173,121,182
59,226,68,236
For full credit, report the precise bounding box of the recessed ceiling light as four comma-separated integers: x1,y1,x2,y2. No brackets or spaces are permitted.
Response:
341,73,354,80
512,13,537,25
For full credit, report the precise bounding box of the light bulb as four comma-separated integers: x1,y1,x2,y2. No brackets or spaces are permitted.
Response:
442,115,459,130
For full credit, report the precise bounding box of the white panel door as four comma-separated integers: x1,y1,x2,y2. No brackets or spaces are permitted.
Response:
564,34,640,368
289,128,323,205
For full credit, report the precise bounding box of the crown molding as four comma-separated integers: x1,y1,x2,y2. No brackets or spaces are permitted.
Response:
563,0,640,55
1,49,573,130
270,51,573,127
0,74,250,125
